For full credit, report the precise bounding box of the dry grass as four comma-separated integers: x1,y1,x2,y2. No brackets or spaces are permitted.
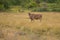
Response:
0,12,60,40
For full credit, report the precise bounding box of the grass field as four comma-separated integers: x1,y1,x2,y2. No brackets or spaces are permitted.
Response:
0,12,60,40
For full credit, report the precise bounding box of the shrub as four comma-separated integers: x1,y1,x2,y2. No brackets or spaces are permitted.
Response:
32,7,48,12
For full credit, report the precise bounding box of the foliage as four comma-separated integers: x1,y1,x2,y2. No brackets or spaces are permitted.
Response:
0,0,60,12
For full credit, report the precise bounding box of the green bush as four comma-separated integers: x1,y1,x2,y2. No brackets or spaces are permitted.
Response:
0,4,5,11
52,8,60,12
32,7,48,12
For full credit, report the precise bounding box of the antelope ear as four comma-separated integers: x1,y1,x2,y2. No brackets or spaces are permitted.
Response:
28,13,31,15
